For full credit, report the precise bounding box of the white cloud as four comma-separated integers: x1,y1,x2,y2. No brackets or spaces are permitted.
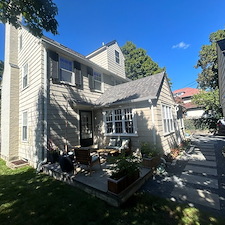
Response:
172,41,190,49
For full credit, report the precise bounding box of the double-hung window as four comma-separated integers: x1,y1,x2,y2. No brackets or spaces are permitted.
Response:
93,71,102,91
22,63,28,89
59,57,73,84
104,108,135,135
162,104,174,134
115,50,120,64
22,111,28,141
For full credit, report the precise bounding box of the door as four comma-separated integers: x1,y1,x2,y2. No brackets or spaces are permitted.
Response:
79,110,93,147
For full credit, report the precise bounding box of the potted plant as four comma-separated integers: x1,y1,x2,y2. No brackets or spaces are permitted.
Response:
47,139,60,163
108,154,140,194
141,142,162,169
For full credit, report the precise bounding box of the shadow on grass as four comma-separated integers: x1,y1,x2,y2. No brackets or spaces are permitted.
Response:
0,159,223,225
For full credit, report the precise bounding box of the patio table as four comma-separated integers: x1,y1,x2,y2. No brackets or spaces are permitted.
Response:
97,148,119,156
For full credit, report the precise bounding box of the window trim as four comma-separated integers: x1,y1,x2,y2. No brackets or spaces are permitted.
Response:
22,111,28,142
103,108,137,136
115,50,120,64
59,56,74,85
162,104,174,135
22,63,28,90
92,70,102,92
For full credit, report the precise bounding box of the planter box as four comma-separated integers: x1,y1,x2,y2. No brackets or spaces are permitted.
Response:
142,156,161,169
108,171,140,194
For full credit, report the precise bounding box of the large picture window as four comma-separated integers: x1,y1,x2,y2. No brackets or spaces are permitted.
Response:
104,108,135,135
162,104,174,134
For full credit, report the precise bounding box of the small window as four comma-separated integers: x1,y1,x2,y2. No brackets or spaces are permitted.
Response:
22,111,28,141
19,34,22,50
93,71,102,91
59,57,73,84
115,50,120,64
22,63,28,89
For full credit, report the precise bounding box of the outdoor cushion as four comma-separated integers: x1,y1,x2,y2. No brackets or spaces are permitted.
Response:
108,138,117,147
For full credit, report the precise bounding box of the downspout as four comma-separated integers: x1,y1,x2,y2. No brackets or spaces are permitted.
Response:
149,99,156,145
43,48,48,159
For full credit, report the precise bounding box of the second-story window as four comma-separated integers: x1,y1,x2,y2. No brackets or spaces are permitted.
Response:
115,50,120,64
93,71,102,91
22,63,28,89
59,57,73,84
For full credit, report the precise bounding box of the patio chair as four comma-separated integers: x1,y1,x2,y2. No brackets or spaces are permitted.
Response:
105,137,131,155
74,148,101,175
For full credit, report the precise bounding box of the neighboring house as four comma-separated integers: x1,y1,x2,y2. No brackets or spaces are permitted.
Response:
0,24,184,168
217,39,225,117
173,87,204,118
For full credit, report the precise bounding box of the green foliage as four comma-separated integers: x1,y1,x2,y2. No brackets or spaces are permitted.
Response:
110,154,140,179
0,159,223,225
140,142,162,158
192,89,222,117
0,0,58,36
0,60,3,79
195,29,225,90
121,41,164,80
184,118,218,131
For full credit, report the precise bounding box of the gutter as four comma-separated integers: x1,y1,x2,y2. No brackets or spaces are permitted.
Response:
94,96,157,108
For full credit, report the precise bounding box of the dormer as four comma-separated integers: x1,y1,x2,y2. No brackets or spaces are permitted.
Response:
86,40,126,79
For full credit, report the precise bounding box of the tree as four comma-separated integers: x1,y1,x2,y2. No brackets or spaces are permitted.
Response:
121,41,164,80
195,29,225,90
192,89,222,118
0,0,58,36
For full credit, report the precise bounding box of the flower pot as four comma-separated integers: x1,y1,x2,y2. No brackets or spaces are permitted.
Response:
108,170,140,194
142,156,161,169
47,151,59,163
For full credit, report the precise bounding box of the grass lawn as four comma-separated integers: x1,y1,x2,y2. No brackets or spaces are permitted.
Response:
0,159,224,225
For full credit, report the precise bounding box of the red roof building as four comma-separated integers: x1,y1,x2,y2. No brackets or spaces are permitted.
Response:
173,88,204,118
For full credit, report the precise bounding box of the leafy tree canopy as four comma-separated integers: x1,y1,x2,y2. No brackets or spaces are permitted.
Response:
121,41,164,80
0,0,58,36
195,29,225,90
192,88,222,118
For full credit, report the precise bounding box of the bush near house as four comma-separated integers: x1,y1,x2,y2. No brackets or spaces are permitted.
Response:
184,117,218,132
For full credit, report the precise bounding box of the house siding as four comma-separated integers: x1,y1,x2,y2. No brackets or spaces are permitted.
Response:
1,24,19,161
17,27,44,167
157,77,183,153
87,42,126,79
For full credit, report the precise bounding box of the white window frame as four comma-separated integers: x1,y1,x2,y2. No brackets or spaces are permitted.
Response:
22,111,28,141
115,50,120,64
103,108,137,136
93,70,102,92
162,104,174,135
59,56,74,85
22,63,28,89
19,34,22,51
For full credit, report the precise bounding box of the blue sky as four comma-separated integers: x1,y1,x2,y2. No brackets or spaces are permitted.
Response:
0,0,225,91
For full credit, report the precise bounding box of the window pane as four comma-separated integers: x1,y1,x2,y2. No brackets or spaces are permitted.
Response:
115,122,123,133
106,122,113,133
60,58,72,71
125,121,133,133
115,109,122,120
60,69,72,83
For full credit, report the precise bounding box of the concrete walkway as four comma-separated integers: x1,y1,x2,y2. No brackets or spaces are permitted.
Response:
140,134,225,215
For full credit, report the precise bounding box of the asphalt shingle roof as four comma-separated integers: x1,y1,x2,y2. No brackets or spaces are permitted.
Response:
95,72,165,106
